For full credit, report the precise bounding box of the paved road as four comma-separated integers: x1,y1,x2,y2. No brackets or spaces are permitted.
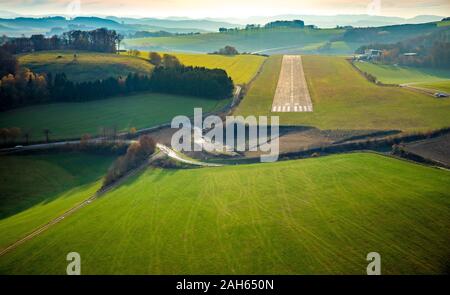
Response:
272,55,313,113
157,143,223,167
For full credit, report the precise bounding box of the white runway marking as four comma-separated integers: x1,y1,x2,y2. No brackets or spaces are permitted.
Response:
271,55,313,113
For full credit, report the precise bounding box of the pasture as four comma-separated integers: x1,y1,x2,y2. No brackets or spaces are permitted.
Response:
136,52,266,85
235,55,450,131
0,92,228,141
0,153,114,249
353,61,450,85
0,153,449,274
123,27,348,54
18,51,154,82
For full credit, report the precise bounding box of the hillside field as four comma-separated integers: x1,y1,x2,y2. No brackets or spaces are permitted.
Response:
123,27,351,55
0,153,114,249
135,51,266,85
0,92,228,141
0,153,448,274
18,51,154,82
413,81,450,93
353,61,450,85
235,55,450,131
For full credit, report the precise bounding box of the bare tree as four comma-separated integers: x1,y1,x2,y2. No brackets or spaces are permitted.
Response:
9,127,21,143
116,34,124,53
23,131,31,144
43,129,51,142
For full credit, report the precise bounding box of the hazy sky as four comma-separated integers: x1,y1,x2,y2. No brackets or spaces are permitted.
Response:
2,0,449,18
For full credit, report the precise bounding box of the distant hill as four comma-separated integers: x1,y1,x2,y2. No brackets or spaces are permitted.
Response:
211,14,446,28
338,22,441,44
106,16,240,32
123,21,446,55
0,16,216,37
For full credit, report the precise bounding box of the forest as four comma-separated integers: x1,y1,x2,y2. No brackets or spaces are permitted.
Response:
355,27,450,68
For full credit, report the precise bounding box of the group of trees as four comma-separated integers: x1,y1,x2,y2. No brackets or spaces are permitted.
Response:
0,127,55,145
264,20,305,29
147,52,233,98
0,127,23,144
218,19,306,33
0,70,153,110
356,28,450,68
150,64,233,99
210,46,239,55
0,52,234,111
128,31,173,38
0,48,18,77
104,135,155,186
1,28,122,54
0,67,49,110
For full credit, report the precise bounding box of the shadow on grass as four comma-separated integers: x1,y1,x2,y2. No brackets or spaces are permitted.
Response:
0,152,115,220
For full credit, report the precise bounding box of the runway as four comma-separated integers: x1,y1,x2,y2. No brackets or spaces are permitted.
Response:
272,55,313,113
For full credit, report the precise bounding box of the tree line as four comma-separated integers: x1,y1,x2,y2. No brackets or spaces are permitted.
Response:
1,28,122,54
103,135,156,187
0,51,234,111
355,28,450,69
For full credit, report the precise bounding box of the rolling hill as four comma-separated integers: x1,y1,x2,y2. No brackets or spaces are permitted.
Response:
18,51,154,82
123,27,348,54
0,153,448,274
123,22,446,55
0,152,114,249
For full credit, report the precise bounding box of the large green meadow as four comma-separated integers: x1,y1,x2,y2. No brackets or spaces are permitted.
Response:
123,28,350,54
0,92,228,141
235,55,450,131
0,153,114,249
18,51,154,82
0,153,448,274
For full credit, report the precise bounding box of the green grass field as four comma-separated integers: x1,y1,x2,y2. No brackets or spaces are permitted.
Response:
413,81,450,93
0,153,114,249
123,27,349,54
353,61,450,84
19,51,154,82
136,52,266,85
235,55,450,131
0,153,448,274
437,20,450,27
0,92,228,141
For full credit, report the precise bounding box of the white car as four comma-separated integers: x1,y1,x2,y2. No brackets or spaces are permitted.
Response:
434,93,448,98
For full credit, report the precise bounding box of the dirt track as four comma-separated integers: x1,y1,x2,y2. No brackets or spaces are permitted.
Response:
272,55,313,113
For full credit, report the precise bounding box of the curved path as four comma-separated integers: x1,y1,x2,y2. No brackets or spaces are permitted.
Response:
157,143,223,167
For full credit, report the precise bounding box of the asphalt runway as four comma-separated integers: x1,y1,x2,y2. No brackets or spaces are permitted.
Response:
272,55,313,113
